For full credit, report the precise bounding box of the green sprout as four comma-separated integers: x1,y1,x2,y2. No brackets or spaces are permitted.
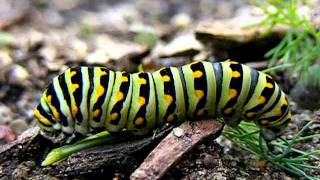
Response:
42,131,122,166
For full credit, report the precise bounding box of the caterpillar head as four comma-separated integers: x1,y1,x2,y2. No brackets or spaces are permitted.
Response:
260,111,291,142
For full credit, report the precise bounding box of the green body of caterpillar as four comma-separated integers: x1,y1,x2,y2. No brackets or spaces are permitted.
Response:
34,61,291,141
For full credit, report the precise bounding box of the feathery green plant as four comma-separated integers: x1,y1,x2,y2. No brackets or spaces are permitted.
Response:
223,120,320,179
251,0,320,88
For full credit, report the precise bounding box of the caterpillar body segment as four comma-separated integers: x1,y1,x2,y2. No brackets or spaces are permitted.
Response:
34,61,291,141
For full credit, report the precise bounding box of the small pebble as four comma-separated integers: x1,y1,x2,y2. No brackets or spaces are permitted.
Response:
173,127,184,137
202,153,221,168
7,64,30,85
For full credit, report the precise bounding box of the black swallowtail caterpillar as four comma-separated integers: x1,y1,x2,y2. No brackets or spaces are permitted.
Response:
34,60,291,142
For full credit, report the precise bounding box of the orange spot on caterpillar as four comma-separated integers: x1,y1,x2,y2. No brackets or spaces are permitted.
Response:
165,95,173,104
92,109,100,118
72,105,78,114
34,109,52,126
135,117,144,126
196,109,205,116
232,71,241,78
258,96,266,104
224,108,233,115
266,83,274,89
71,84,79,92
161,75,170,82
121,76,128,82
70,71,76,77
246,112,256,118
99,70,107,76
167,114,175,122
110,113,118,121
229,61,239,64
274,108,282,116
116,92,124,101
138,78,147,84
260,119,269,125
192,70,203,78
195,90,204,99
138,96,146,105
52,109,60,120
229,89,238,99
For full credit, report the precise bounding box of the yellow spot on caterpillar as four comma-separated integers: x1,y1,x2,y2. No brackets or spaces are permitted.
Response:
260,120,269,125
258,96,266,104
99,70,107,76
232,71,241,78
266,83,274,89
229,61,239,64
246,112,256,118
72,105,78,114
93,109,100,118
47,95,52,103
229,89,237,99
70,71,76,77
121,76,128,82
192,70,203,78
71,84,79,92
138,78,147,84
159,67,166,71
97,85,105,97
34,109,52,126
195,90,204,99
52,109,60,120
110,113,118,121
197,109,205,116
283,99,288,106
135,117,144,126
161,75,170,82
138,96,146,105
167,114,175,122
116,92,124,101
165,95,173,104
274,108,282,116
224,108,233,115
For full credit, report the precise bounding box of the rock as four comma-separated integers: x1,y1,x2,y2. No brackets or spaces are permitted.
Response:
39,45,57,62
0,103,14,125
290,64,320,110
195,12,286,62
86,49,110,65
7,64,30,86
158,33,203,58
0,50,13,81
173,127,184,137
0,0,30,29
9,119,28,135
0,125,16,144
69,39,88,60
171,13,192,29
202,153,221,168
90,35,149,71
